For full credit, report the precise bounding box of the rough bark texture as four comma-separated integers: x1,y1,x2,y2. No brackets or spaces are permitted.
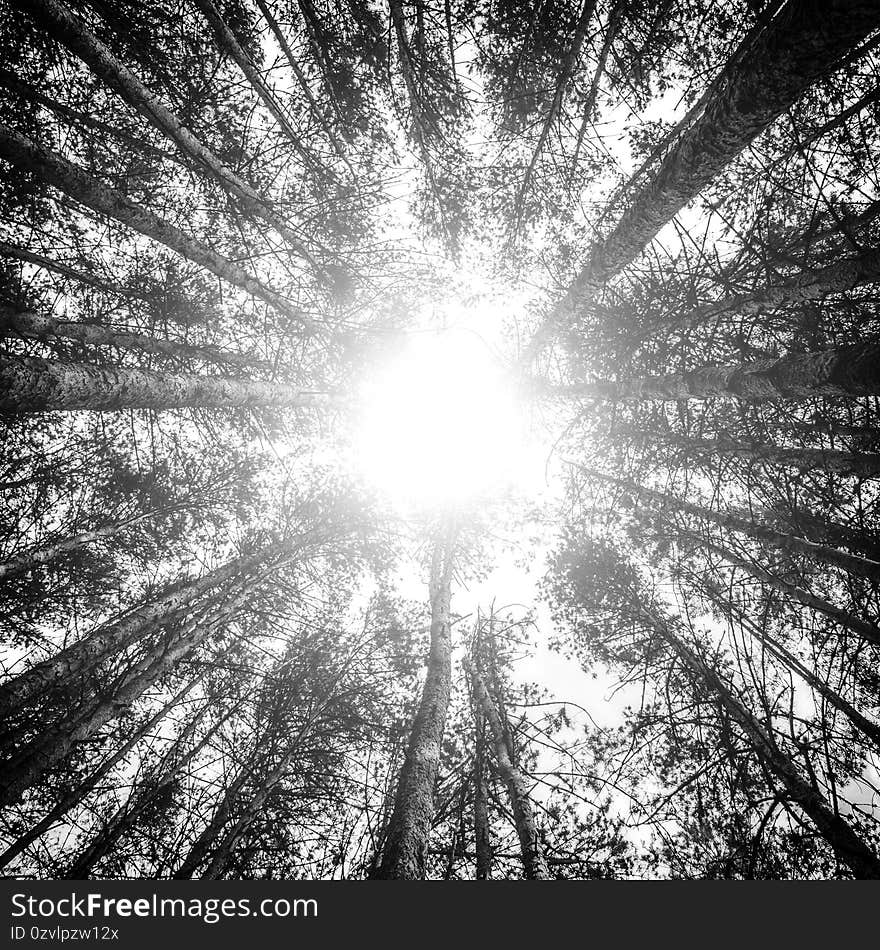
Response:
590,469,880,581
473,708,492,880
469,664,550,879
0,123,314,328
530,0,880,353
0,519,134,583
0,354,336,413
373,538,455,879
568,342,880,402
653,614,880,879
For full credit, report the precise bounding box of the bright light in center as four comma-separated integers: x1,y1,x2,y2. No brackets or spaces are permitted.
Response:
355,331,527,509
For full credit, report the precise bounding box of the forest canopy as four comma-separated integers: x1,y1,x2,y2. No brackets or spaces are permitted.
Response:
1,0,880,880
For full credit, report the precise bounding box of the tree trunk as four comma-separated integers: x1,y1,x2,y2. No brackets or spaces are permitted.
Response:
0,307,269,371
0,355,336,413
373,534,456,879
619,424,880,477
468,662,550,879
0,511,150,583
651,247,880,333
685,531,880,646
0,546,282,717
0,241,146,300
253,0,350,164
566,342,880,402
514,0,597,225
545,0,880,340
20,0,317,265
63,701,229,879
473,706,492,880
0,596,240,807
651,612,880,878
192,0,317,172
697,577,880,750
0,122,314,329
587,468,880,581
172,756,254,879
0,682,198,871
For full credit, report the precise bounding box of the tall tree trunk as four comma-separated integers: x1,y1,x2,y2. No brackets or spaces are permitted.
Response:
564,342,880,402
585,468,880,581
172,754,255,879
473,704,492,880
772,503,880,561
192,0,317,172
373,533,456,879
513,0,597,227
649,611,880,878
696,577,880,750
531,0,880,354
0,597,240,806
0,545,285,716
649,247,880,333
618,424,880,477
253,0,350,164
468,662,550,879
0,355,335,413
63,700,230,879
683,530,880,646
18,0,318,264
0,509,155,583
0,123,314,329
0,241,146,300
0,307,268,371
0,682,199,871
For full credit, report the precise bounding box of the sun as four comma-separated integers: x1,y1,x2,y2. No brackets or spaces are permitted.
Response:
353,329,531,509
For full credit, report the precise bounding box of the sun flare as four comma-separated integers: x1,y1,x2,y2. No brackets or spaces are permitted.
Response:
354,330,530,509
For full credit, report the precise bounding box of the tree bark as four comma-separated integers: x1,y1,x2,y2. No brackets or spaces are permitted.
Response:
0,682,198,871
0,354,336,413
473,705,492,880
649,247,880,333
0,123,315,330
565,342,880,402
0,307,269,371
19,0,317,264
530,0,880,354
651,612,880,878
586,468,880,581
373,534,456,879
0,545,286,717
685,531,880,646
192,0,317,171
696,577,880,750
0,595,243,807
0,241,146,300
468,662,550,879
172,755,254,879
619,424,880,477
63,701,228,879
